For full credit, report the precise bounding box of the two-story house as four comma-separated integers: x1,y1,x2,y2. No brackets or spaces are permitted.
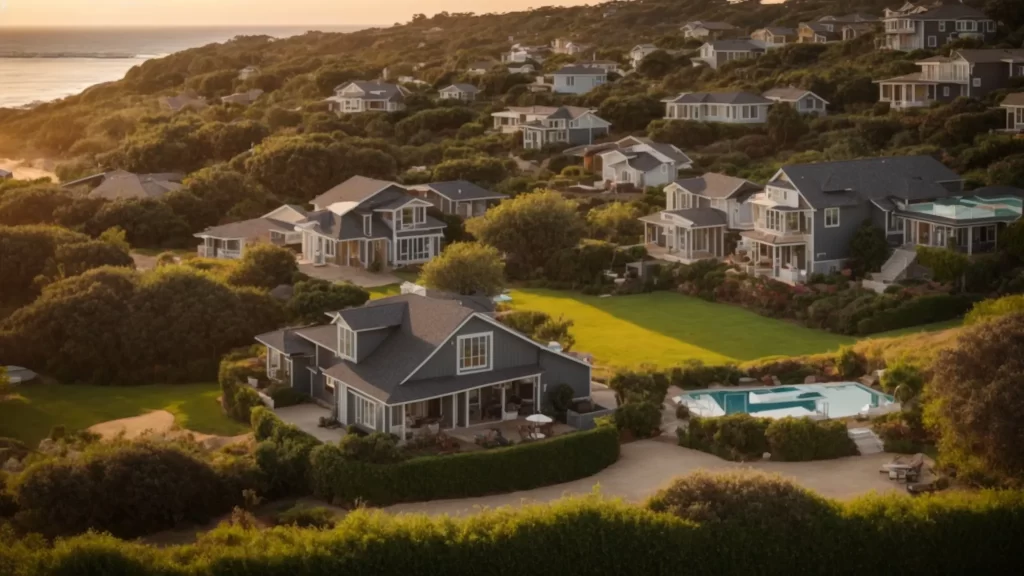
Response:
640,173,761,264
630,44,660,68
663,92,773,124
589,136,693,190
743,155,963,284
682,21,741,41
438,84,480,101
297,176,447,269
763,87,829,116
694,40,766,70
876,49,1024,109
1001,93,1024,132
491,106,611,149
195,204,307,260
551,65,607,94
255,292,592,438
751,27,797,48
551,38,591,56
502,44,548,64
326,81,408,114
880,2,995,52
408,180,509,218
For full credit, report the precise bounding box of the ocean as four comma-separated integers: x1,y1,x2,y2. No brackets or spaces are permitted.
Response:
0,26,366,108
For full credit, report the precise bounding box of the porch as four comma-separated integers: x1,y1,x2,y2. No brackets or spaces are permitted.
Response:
901,219,999,255
739,232,809,284
301,232,389,269
197,237,244,259
641,214,727,264
275,403,345,443
446,417,576,450
878,82,937,110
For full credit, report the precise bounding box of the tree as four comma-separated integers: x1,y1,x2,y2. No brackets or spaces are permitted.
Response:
586,202,642,244
466,191,585,279
286,279,370,324
930,313,1024,485
597,95,664,132
226,244,299,290
0,225,95,307
431,157,513,187
846,221,890,277
0,185,71,226
766,103,807,148
420,242,505,296
37,239,135,287
916,246,969,284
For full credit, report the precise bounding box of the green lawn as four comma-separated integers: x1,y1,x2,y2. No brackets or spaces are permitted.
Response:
870,318,962,339
0,382,248,445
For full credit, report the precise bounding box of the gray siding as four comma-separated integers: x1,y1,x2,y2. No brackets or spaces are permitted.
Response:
315,343,336,369
813,203,871,264
311,370,333,405
538,350,591,410
408,317,540,381
345,389,356,426
356,328,391,363
968,61,1007,99
291,356,312,395
568,126,607,146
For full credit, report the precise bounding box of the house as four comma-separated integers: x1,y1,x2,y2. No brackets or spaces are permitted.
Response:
160,92,208,112
466,60,497,75
580,136,693,190
694,40,766,69
221,88,264,106
762,87,829,116
551,65,607,94
254,291,592,438
65,170,183,200
797,22,841,43
491,106,611,149
408,180,509,218
742,156,964,284
682,21,740,41
663,92,773,124
326,81,408,114
880,2,995,52
194,205,308,259
0,169,11,180
640,173,761,263
876,49,1024,109
299,176,446,268
578,60,623,75
800,14,879,43
841,22,876,41
890,186,1023,258
507,63,536,75
1001,92,1024,132
630,44,660,68
439,84,480,101
751,27,797,47
502,44,548,64
552,38,591,56
238,66,260,80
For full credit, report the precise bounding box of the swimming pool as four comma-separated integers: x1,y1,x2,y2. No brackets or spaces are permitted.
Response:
675,383,895,420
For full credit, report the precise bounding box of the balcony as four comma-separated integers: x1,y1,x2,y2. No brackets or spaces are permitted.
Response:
884,20,915,33
197,245,242,259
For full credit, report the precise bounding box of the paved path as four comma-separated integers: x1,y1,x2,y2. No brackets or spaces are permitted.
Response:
298,262,400,288
384,439,899,517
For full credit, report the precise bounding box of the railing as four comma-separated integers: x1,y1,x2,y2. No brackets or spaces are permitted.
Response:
217,248,242,259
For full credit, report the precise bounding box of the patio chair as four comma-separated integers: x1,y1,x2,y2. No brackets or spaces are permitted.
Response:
517,425,532,442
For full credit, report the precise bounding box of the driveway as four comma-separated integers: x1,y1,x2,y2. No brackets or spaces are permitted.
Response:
384,440,900,517
274,404,344,443
299,263,401,288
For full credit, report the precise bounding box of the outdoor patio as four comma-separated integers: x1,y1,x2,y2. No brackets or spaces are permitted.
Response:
274,404,345,443
446,417,576,450
298,261,401,288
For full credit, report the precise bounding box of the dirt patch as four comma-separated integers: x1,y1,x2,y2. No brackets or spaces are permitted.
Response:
87,410,250,450
0,158,59,182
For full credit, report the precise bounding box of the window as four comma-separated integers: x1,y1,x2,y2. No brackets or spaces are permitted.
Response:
363,214,371,236
972,78,981,88
888,212,904,233
824,207,840,228
339,325,355,361
956,20,977,32
938,22,946,32
354,394,377,429
927,36,937,48
398,237,432,261
324,378,335,396
400,207,415,229
224,239,241,252
726,106,733,119
942,86,950,97
566,76,576,86
457,332,492,374
324,240,336,257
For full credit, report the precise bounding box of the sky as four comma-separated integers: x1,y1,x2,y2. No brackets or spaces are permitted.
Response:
0,0,597,27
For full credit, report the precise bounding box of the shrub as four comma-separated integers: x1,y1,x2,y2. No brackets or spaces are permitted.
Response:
675,404,689,420
267,385,308,408
309,424,619,506
764,418,858,461
338,433,404,464
613,401,662,439
872,415,922,454
609,367,669,405
273,504,337,529
679,414,770,461
547,383,575,417
231,386,264,423
836,346,865,379
250,408,321,497
681,414,857,462
855,294,976,334
880,358,924,400
668,359,742,389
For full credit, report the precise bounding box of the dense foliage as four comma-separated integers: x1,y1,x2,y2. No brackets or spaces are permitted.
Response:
680,414,857,462
420,241,505,296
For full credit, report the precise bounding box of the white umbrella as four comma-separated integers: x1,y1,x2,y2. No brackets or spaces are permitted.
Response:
526,414,553,424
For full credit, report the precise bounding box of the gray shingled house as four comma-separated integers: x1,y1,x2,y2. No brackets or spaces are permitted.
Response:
256,292,592,438
880,2,995,52
408,180,508,218
663,92,773,124
876,49,1024,110
694,39,766,70
194,205,308,259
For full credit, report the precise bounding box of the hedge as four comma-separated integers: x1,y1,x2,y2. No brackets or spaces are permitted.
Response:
5,489,1024,575
855,294,977,335
309,424,620,506
679,414,857,462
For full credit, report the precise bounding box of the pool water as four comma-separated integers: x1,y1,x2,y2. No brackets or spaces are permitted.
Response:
676,383,895,420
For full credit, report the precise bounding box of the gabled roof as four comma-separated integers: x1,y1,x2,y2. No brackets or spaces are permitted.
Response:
311,176,398,209
757,27,797,36
625,152,666,172
554,65,608,75
776,156,962,209
706,39,766,52
468,60,497,69
441,83,480,93
256,328,316,356
907,4,989,20
955,49,1024,64
335,302,407,330
418,180,508,201
671,173,762,200
335,81,407,102
662,208,729,228
685,21,737,31
664,91,773,105
1001,93,1024,107
632,43,658,52
502,105,597,120
763,87,829,104
195,216,297,241
88,170,183,200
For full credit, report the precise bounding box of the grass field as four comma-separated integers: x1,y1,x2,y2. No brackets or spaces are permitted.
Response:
0,382,248,445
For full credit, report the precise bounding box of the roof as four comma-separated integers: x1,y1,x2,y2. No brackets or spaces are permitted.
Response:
763,87,828,104
874,72,940,84
294,324,338,351
420,180,508,201
256,328,316,356
88,170,183,200
221,89,264,105
554,65,607,75
776,156,962,210
388,364,543,404
687,21,737,31
758,27,796,36
161,93,207,111
441,83,480,93
671,173,762,200
195,216,296,240
335,81,406,102
907,4,989,20
955,49,1024,64
626,152,666,172
665,91,773,105
502,105,595,120
311,176,397,209
1002,93,1024,107
663,208,728,228
633,43,658,51
335,302,407,330
706,39,765,52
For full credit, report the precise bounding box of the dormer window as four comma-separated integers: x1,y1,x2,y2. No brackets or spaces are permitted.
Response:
339,325,356,361
363,214,371,236
457,332,492,374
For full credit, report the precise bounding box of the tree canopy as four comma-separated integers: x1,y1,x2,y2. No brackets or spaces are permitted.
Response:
420,242,505,296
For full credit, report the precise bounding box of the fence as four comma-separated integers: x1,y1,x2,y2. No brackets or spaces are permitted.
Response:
567,405,616,431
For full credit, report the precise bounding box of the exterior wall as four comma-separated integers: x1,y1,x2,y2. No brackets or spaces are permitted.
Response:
812,202,871,263
315,342,337,370
640,165,674,188
408,317,540,382
356,328,391,363
968,61,1012,99
538,351,591,409
568,126,607,145
665,102,769,124
552,74,605,94
292,356,313,395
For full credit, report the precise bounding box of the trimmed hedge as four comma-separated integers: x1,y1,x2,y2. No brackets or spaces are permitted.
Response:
310,424,620,506
855,294,977,335
679,414,857,462
4,489,1024,575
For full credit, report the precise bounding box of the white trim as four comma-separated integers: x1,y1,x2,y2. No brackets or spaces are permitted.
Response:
398,314,478,385
386,373,543,407
353,392,378,429
823,207,840,228
470,313,594,368
338,324,357,361
456,332,493,375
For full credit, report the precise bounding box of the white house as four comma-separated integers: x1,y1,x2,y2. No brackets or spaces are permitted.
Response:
630,44,660,69
502,44,548,63
694,39,767,70
237,66,260,80
663,92,773,124
762,87,829,116
1001,92,1024,132
507,63,536,74
439,84,480,101
682,21,740,41
552,65,607,94
326,81,408,114
491,106,611,149
552,38,591,55
596,136,693,189
578,60,623,75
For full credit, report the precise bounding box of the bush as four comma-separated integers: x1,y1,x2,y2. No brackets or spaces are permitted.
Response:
547,383,575,417
613,401,662,439
836,346,865,379
267,385,308,408
872,414,923,454
668,359,742,389
338,432,403,464
681,414,858,462
250,408,321,497
309,424,619,506
273,504,337,529
679,414,770,461
231,386,264,423
856,294,976,335
675,404,689,420
609,367,669,405
764,418,858,461
880,358,924,400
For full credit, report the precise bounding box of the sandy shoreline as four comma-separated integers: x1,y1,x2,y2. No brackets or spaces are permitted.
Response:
0,158,59,182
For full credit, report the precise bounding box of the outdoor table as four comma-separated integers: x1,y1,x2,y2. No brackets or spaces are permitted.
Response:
525,414,553,424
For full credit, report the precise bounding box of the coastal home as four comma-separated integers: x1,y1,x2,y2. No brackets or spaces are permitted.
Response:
663,92,773,124
694,39,766,70
751,27,797,47
799,14,878,43
682,21,740,41
160,92,208,112
64,170,183,200
466,60,498,76
640,173,761,263
1001,93,1024,132
629,44,660,68
254,292,592,438
740,156,964,284
762,87,829,116
194,205,308,260
438,84,480,101
797,22,841,43
507,63,536,75
502,44,548,64
552,38,591,56
879,2,995,52
491,106,611,149
221,88,264,106
876,49,1024,109
299,176,447,268
238,66,260,80
326,81,408,114
0,169,12,180
589,136,693,190
578,60,623,75
891,186,1024,256
408,180,509,218
551,65,607,94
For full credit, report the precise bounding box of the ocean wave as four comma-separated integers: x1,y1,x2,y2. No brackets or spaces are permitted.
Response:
0,51,152,59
